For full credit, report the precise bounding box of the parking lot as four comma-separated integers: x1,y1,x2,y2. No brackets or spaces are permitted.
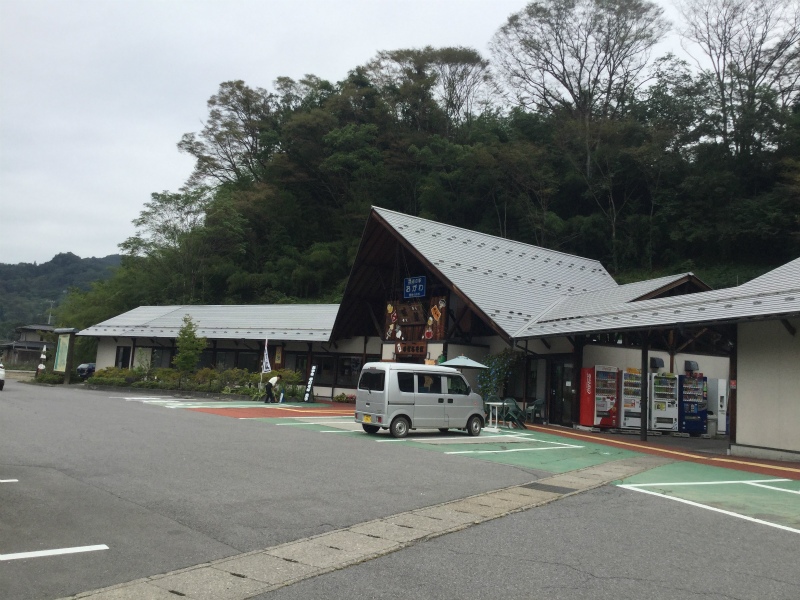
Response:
2,383,798,599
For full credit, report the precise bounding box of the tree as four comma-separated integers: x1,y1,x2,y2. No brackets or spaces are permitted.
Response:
491,0,669,178
172,315,207,386
178,80,278,187
678,0,800,157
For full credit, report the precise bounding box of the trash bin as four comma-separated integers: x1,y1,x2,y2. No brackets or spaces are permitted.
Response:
707,415,718,437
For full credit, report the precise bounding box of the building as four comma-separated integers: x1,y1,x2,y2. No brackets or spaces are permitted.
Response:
79,207,799,460
0,324,54,365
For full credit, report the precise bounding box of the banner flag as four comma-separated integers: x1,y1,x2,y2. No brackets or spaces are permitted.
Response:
261,339,272,374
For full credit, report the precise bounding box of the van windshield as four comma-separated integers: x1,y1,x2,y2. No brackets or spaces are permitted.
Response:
358,370,385,392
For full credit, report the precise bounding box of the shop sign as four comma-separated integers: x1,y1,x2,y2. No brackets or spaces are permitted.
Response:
403,276,426,299
395,341,428,357
730,380,736,389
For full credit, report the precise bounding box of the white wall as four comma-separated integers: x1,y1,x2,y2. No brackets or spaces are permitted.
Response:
736,318,800,455
583,345,730,379
96,338,119,369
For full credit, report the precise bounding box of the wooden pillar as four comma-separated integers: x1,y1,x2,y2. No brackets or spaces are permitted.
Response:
729,326,738,444
640,330,650,442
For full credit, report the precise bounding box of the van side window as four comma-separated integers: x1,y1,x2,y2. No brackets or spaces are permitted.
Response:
446,375,469,395
358,370,385,391
417,374,442,394
397,372,415,393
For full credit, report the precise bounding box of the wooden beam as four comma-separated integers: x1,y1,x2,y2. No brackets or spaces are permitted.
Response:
781,319,797,336
677,328,708,353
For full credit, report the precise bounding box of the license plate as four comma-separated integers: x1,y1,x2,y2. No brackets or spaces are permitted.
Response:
363,415,371,423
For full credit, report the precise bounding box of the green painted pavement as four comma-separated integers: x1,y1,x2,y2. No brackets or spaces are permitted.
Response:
617,462,800,531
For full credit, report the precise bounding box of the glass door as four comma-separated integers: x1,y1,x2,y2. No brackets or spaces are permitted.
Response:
548,360,575,426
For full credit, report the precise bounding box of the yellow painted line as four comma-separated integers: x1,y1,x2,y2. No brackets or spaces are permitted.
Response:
525,426,800,474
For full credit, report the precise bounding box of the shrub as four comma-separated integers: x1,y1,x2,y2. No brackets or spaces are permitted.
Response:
36,372,64,384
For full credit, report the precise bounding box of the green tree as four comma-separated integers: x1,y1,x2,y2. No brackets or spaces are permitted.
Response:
172,316,207,386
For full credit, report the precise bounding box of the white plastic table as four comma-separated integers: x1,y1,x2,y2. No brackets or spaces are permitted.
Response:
484,401,504,432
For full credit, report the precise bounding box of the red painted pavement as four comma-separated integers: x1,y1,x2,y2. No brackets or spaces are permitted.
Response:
188,401,355,420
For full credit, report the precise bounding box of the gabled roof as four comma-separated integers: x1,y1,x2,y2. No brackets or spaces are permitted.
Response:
515,258,800,338
332,207,617,340
523,272,708,327
78,305,339,342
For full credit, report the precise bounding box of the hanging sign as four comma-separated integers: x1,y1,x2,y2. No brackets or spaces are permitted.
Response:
261,337,272,373
395,341,428,357
303,365,317,402
403,276,426,299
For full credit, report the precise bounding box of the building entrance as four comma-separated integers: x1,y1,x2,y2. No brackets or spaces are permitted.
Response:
548,360,575,426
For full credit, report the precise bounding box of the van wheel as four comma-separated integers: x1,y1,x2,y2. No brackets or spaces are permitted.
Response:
390,417,410,439
438,428,449,433
467,416,482,437
362,424,380,434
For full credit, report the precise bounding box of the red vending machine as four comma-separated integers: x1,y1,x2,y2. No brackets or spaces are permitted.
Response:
580,365,619,427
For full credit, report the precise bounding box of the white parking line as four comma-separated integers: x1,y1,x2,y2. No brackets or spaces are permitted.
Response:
277,421,357,426
627,479,790,487
1,479,19,483
0,544,109,561
376,434,536,443
446,444,583,454
618,484,800,535
745,482,800,494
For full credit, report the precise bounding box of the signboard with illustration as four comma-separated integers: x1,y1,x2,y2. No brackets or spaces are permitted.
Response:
385,296,447,343
53,334,70,373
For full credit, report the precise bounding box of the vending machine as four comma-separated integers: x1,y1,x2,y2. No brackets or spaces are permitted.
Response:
678,374,708,434
620,368,643,429
707,379,728,435
649,373,678,430
580,365,619,427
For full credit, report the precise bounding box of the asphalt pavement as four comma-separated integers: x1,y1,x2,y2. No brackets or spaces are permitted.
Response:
1,380,798,600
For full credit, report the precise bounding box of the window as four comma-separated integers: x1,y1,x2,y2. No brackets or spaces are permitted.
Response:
397,372,415,393
238,351,259,373
313,355,336,385
337,356,362,388
417,374,442,394
358,370,385,391
115,346,131,369
446,375,469,395
216,351,236,370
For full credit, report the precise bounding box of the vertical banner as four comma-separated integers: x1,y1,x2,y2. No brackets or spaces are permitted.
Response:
261,338,272,374
53,334,71,373
303,365,317,402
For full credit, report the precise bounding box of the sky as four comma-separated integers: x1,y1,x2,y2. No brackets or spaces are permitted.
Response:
0,0,687,265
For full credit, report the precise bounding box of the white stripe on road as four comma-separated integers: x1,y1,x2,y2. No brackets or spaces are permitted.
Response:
618,485,800,534
745,482,800,494
446,445,583,454
1,479,19,483
626,479,790,487
0,544,109,561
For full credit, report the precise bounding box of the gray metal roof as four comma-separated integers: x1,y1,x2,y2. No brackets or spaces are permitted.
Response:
515,258,800,338
78,304,340,341
530,273,695,325
375,207,617,337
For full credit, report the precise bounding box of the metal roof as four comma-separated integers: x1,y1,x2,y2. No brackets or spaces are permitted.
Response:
530,273,697,324
78,304,340,341
515,258,800,338
374,207,617,337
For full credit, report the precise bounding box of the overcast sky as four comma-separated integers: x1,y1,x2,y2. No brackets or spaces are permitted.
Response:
0,0,686,265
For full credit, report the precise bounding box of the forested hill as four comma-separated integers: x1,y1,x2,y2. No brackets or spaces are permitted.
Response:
57,0,799,335
0,253,120,340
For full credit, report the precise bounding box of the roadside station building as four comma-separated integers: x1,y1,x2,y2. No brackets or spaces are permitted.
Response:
79,207,800,460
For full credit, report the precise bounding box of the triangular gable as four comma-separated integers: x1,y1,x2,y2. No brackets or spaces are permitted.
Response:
331,207,617,341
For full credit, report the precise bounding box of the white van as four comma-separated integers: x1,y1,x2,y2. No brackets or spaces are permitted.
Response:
354,362,485,438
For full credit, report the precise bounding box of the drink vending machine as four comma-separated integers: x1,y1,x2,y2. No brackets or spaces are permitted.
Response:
579,365,619,427
706,378,728,435
619,368,642,429
678,374,707,434
649,373,678,431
